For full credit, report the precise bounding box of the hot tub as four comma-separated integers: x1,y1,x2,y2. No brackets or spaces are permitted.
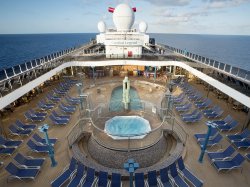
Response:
104,116,151,139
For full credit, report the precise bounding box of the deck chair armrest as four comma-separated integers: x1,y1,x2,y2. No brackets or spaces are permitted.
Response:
36,142,46,146
157,177,164,187
26,165,41,169
26,155,35,159
18,165,28,169
69,169,77,178
145,180,149,187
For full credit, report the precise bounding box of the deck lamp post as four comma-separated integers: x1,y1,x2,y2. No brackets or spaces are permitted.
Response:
91,66,95,85
154,66,157,82
124,159,139,187
198,121,217,163
76,83,84,110
38,124,57,167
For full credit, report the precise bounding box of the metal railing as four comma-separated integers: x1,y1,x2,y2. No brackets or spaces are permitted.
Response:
0,41,95,94
67,118,90,147
159,44,250,84
86,101,164,151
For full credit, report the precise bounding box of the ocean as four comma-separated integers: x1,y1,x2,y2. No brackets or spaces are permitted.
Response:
0,33,250,71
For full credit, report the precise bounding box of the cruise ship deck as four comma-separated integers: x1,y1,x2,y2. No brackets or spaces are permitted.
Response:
0,3,250,187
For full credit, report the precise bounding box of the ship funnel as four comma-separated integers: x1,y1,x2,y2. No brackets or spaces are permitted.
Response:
108,7,115,13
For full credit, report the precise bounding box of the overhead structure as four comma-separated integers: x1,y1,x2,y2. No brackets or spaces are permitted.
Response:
96,3,150,59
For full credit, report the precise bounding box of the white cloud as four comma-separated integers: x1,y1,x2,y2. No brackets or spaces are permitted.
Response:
139,0,191,6
205,0,250,9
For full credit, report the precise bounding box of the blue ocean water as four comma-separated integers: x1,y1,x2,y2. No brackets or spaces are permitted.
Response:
151,34,250,70
0,33,250,70
0,33,96,69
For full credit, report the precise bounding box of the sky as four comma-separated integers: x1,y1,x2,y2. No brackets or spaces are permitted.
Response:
0,0,250,35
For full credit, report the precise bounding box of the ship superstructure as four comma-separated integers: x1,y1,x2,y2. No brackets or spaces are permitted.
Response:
96,4,151,58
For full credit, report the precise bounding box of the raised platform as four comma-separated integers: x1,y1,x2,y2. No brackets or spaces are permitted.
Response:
71,130,184,176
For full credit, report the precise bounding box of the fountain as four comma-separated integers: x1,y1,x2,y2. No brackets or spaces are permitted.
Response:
122,76,130,110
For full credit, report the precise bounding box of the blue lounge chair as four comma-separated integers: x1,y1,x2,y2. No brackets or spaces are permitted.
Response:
9,125,32,136
41,99,56,107
194,128,218,141
66,97,80,105
47,94,61,102
177,157,203,187
67,163,85,187
207,145,235,161
49,91,63,98
110,173,122,187
27,139,49,153
14,153,45,168
0,135,22,147
49,115,69,125
212,153,245,172
173,93,185,101
15,120,36,130
194,98,207,105
24,112,45,122
81,167,95,187
188,92,202,101
182,113,202,123
159,167,173,187
51,157,77,187
232,140,250,149
203,106,221,114
175,103,192,112
209,115,233,126
52,111,71,120
32,133,57,145
59,105,76,114
195,99,212,109
134,173,145,187
61,103,76,109
181,109,199,117
169,163,189,187
66,95,81,101
37,101,54,110
198,134,223,148
147,170,158,187
5,162,40,181
226,129,250,142
216,120,238,132
97,171,108,187
0,147,16,156
245,153,250,161
28,109,47,117
204,109,224,119
54,89,67,96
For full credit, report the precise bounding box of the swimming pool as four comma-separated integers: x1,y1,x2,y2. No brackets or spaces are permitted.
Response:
109,86,142,111
104,116,151,139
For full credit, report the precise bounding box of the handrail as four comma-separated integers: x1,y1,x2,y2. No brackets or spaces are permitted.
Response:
159,43,250,84
0,41,94,83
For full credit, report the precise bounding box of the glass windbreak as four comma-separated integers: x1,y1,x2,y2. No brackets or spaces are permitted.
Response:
225,64,231,72
0,70,7,81
6,68,14,77
26,62,32,69
20,63,27,71
13,65,21,74
31,60,37,67
231,67,239,76
219,63,225,70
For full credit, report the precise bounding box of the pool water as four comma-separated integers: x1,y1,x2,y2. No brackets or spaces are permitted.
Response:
109,86,142,111
104,116,151,139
